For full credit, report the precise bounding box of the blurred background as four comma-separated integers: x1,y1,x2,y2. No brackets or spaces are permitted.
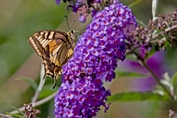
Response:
0,0,177,118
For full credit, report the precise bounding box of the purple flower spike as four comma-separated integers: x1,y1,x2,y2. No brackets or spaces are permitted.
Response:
54,3,137,118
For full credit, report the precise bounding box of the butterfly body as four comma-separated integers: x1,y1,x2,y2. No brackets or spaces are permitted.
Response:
28,30,76,88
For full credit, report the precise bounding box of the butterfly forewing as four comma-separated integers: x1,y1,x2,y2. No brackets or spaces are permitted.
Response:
28,30,75,87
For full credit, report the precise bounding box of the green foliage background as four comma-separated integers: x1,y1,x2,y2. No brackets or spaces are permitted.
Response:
0,0,177,118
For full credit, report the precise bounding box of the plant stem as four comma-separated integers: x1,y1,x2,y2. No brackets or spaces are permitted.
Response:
32,64,46,103
152,0,159,21
10,91,58,114
0,113,13,118
141,59,174,100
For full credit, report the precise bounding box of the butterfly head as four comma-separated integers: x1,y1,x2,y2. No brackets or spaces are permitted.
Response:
70,30,75,34
67,30,76,40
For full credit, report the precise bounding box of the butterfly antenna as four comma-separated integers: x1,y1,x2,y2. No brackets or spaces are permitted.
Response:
64,15,71,30
72,20,76,28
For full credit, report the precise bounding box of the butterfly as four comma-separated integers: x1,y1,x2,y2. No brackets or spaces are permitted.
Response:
28,30,76,88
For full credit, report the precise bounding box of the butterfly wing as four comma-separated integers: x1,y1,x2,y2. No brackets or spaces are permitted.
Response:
28,30,74,85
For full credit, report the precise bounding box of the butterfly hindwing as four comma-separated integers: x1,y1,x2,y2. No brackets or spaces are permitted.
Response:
28,30,75,87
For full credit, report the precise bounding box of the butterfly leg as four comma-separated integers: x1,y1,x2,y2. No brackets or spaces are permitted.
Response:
52,78,57,89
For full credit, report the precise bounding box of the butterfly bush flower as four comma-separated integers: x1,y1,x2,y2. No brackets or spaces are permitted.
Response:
54,2,137,118
56,0,120,22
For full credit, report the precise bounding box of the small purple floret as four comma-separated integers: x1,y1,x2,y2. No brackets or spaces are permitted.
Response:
55,0,60,4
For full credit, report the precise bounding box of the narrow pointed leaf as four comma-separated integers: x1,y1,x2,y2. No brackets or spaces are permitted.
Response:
16,77,38,90
116,71,147,78
107,92,169,102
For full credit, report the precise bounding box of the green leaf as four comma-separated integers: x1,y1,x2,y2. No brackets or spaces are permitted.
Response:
16,77,38,90
0,101,24,115
172,72,177,87
38,84,58,99
144,48,156,60
116,71,147,78
8,113,23,118
107,92,169,102
172,72,177,94
128,0,142,8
